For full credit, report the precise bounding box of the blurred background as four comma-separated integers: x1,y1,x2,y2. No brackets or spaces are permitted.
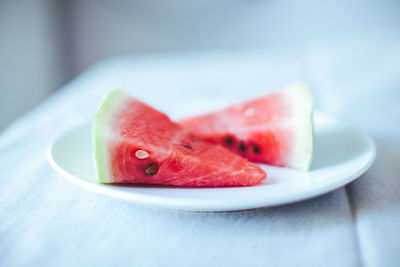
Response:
0,0,399,131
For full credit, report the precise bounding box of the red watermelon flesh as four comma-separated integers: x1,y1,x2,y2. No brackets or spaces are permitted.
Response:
93,90,266,186
180,83,313,171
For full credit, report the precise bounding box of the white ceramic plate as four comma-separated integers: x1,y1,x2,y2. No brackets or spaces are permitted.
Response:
48,112,375,212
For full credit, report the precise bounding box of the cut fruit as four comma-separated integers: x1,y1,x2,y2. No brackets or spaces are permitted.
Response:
180,82,314,171
93,89,266,186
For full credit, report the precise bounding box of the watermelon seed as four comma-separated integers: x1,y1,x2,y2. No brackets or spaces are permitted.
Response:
135,150,149,159
224,136,234,146
182,144,192,149
238,142,247,152
250,144,260,154
244,108,255,117
145,163,158,176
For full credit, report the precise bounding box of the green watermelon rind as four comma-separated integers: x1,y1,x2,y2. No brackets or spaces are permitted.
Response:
92,89,129,183
284,82,314,171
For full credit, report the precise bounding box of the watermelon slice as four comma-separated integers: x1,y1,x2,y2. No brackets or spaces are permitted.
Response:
180,83,313,171
93,90,266,187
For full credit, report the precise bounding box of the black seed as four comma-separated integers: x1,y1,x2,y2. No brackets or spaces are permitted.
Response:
250,144,260,154
183,144,192,149
145,163,158,176
224,136,234,146
238,142,247,152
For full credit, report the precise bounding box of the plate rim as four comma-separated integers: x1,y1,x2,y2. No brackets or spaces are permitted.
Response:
47,117,376,212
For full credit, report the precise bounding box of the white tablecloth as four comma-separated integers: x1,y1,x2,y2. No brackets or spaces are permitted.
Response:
1,36,399,267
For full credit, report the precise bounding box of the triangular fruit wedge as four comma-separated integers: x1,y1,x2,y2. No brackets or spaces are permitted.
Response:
93,90,266,187
180,83,313,171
